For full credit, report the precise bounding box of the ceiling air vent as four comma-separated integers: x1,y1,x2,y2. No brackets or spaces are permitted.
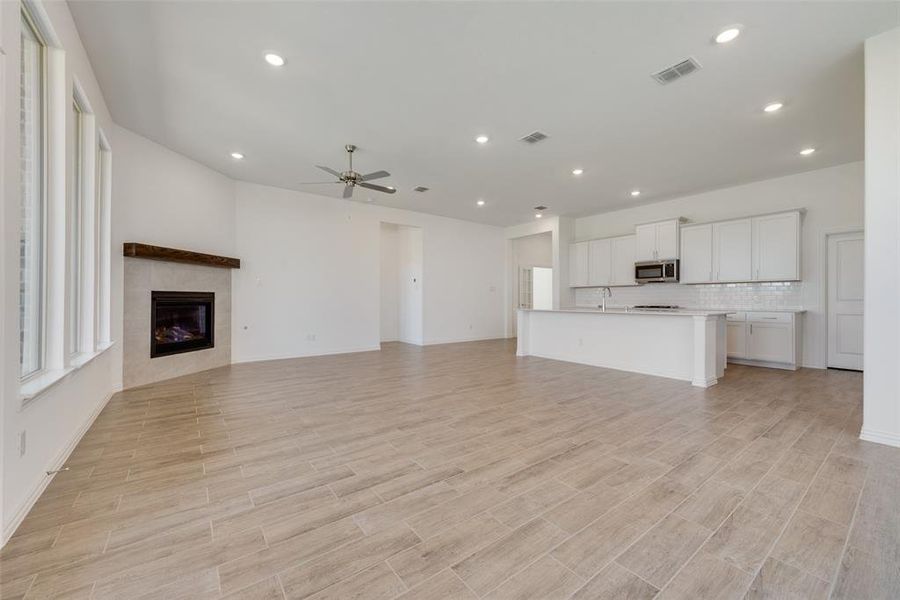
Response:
520,131,549,144
651,57,702,85
534,205,548,211
413,186,430,192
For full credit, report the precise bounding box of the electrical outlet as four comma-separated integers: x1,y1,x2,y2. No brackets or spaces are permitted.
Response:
19,430,26,457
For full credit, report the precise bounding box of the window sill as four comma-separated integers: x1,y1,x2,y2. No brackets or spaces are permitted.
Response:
20,341,116,408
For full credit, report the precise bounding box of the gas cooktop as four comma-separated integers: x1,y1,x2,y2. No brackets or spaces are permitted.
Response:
632,305,681,310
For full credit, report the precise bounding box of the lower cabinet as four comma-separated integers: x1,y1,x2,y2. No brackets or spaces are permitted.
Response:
725,312,801,369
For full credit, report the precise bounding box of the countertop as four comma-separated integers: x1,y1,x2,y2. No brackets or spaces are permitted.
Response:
521,308,731,317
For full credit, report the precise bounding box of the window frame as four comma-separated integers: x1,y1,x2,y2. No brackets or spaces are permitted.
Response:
19,6,49,381
68,98,85,359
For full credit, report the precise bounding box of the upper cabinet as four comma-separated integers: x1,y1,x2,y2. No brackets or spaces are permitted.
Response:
588,239,612,286
680,224,713,284
610,235,637,286
714,219,753,282
569,235,637,287
752,212,801,281
680,210,801,284
569,241,590,287
635,219,680,262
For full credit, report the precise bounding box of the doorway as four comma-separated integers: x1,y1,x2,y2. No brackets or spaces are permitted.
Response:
827,230,864,370
510,232,553,336
380,223,424,345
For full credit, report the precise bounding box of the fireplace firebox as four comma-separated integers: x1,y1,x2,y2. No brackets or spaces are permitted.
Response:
150,291,215,358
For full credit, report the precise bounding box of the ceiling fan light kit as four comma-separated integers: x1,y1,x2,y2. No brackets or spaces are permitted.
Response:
300,144,396,199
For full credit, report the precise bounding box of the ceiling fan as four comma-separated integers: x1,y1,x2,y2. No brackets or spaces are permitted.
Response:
300,144,395,199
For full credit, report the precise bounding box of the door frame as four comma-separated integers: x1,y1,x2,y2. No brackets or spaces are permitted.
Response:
821,227,864,369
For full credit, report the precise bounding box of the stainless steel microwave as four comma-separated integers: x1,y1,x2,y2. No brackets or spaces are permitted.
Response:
634,259,679,283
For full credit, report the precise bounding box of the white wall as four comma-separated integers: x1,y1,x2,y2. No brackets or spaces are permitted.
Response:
572,162,864,369
0,0,118,544
862,27,900,448
232,183,506,363
532,267,553,310
379,223,400,342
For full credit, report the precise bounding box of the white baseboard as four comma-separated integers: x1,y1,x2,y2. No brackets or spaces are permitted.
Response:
860,427,900,448
423,335,506,346
231,345,382,365
2,389,116,546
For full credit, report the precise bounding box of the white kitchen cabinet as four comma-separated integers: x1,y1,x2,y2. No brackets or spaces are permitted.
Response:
635,220,680,262
569,242,590,287
680,224,713,284
588,239,612,286
610,235,637,286
714,219,753,282
726,322,748,358
727,311,802,369
752,212,800,281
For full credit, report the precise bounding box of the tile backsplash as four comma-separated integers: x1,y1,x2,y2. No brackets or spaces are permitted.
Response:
574,281,803,310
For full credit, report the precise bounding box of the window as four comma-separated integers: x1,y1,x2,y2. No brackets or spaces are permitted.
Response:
95,132,111,348
69,100,84,357
20,10,46,378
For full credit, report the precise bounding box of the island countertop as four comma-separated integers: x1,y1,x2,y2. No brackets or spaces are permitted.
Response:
517,308,727,387
521,307,732,317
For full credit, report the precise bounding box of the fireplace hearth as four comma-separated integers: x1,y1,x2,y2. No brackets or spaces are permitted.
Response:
151,291,215,358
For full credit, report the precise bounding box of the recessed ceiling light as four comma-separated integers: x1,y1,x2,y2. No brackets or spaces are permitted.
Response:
799,147,816,156
572,168,584,176
230,152,244,160
264,53,285,66
475,135,489,144
764,102,783,113
476,199,486,206
631,190,641,197
715,26,742,44
535,213,543,219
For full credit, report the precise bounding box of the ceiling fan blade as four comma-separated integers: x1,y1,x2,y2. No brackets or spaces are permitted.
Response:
342,184,354,199
297,181,342,185
358,182,396,194
359,170,390,182
316,165,342,178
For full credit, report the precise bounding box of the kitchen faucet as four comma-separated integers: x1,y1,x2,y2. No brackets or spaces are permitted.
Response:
598,287,612,312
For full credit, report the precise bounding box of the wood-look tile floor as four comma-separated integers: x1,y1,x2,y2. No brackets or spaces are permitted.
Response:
2,339,899,599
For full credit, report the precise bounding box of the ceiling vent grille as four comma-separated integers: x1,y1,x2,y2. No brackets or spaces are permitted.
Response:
651,57,702,85
520,131,549,144
413,186,429,192
534,205,548,211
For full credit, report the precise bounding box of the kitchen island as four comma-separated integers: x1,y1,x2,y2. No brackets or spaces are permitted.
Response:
517,308,729,387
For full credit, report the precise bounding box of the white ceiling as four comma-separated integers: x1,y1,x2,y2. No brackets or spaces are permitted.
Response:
70,1,899,227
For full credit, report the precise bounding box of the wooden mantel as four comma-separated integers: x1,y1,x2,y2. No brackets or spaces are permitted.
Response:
123,243,240,269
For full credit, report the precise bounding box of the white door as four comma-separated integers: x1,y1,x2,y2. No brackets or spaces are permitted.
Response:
752,212,800,281
714,219,752,282
569,242,589,287
611,235,637,286
680,224,712,284
532,267,553,310
655,221,679,260
588,239,611,286
827,231,864,370
635,224,657,262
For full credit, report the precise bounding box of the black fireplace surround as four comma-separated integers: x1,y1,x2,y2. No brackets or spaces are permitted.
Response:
150,291,215,358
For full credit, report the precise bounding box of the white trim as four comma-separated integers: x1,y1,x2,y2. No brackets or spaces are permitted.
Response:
860,427,900,448
21,0,62,48
20,341,115,406
2,387,116,545
423,335,506,346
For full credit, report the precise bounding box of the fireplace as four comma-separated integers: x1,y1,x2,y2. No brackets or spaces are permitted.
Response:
150,291,215,358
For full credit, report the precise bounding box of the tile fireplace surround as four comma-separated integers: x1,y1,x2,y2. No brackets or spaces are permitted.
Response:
123,255,232,388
